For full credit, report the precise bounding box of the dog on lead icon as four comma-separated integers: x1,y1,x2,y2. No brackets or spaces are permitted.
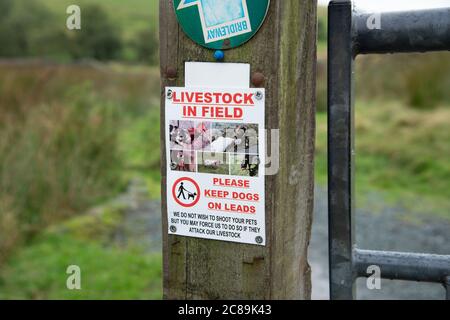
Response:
172,177,201,208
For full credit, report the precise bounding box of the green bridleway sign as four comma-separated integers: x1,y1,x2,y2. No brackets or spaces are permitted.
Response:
174,0,270,50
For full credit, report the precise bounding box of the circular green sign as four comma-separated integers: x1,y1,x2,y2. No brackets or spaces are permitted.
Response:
173,0,270,50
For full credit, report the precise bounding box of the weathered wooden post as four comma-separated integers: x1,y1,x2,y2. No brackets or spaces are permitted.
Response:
160,0,316,299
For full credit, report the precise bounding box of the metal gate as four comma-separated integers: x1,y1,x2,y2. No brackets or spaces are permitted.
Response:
327,0,450,300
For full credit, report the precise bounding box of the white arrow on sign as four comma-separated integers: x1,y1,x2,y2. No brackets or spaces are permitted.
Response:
177,0,252,44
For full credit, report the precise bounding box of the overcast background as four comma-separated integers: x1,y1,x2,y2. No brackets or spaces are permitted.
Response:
319,0,450,11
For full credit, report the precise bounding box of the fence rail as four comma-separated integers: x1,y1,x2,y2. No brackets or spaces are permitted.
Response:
354,8,450,54
354,250,450,283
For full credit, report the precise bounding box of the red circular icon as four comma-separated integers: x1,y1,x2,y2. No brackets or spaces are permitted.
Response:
172,177,201,208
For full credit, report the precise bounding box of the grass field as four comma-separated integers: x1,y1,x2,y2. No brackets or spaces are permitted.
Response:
315,99,450,218
0,62,163,299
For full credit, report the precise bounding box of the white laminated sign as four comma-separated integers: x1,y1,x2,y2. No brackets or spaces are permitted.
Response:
165,66,266,245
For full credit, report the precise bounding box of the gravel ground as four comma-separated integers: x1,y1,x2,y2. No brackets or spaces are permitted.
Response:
119,180,450,300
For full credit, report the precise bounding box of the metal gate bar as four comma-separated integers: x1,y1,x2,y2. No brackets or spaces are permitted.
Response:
353,250,450,283
354,8,450,54
328,0,450,300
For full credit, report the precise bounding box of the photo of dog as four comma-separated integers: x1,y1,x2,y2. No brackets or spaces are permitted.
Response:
230,154,259,177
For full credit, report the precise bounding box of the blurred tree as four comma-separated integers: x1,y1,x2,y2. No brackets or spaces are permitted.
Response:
0,0,34,57
0,1,155,64
68,5,123,61
0,0,69,59
132,28,159,65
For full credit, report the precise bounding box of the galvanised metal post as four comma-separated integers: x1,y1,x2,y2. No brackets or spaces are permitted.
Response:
328,0,355,300
446,277,450,300
328,0,450,300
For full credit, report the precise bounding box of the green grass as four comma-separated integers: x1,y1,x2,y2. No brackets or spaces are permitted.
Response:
0,234,162,300
0,0,162,271
0,204,162,300
0,61,161,265
198,165,230,175
0,61,165,299
0,138,163,300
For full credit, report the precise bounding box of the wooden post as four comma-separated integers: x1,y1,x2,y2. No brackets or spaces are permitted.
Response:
160,0,316,300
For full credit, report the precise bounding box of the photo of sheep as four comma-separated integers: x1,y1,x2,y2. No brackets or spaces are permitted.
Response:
169,121,258,152
230,154,260,177
197,152,230,175
169,120,260,176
